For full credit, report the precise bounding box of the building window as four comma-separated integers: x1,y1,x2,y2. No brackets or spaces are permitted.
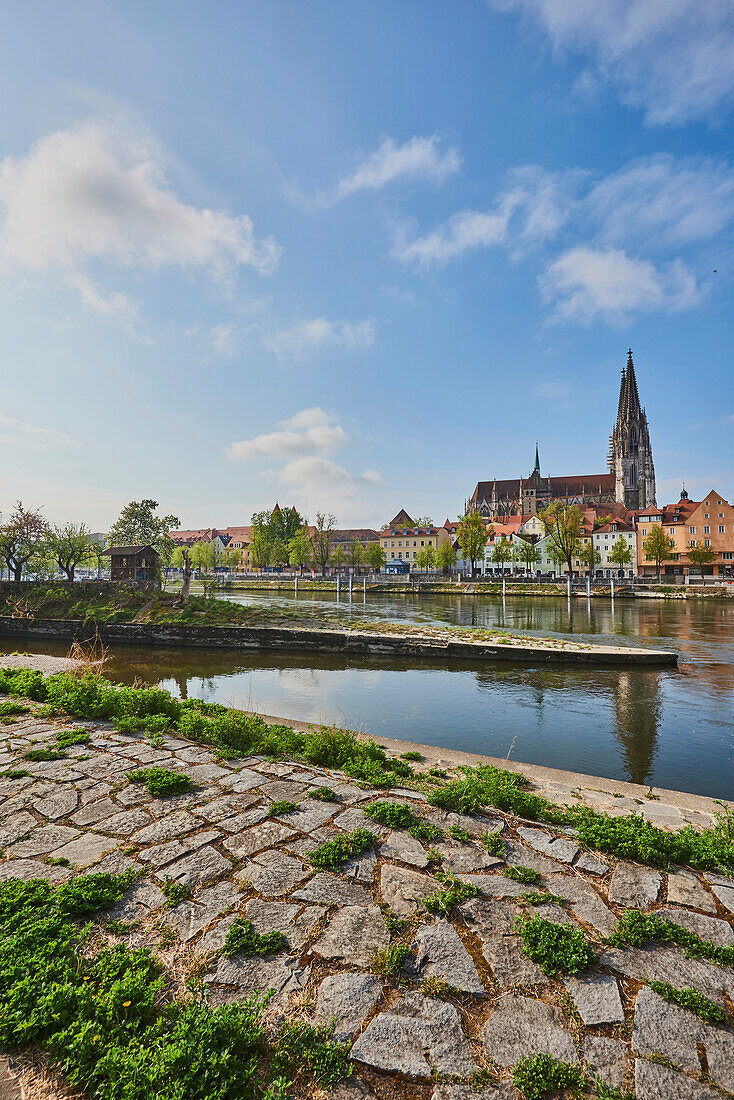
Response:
704,539,711,547
723,552,733,560
704,513,709,519
689,527,696,535
719,526,725,534
704,526,710,534
669,528,675,536
641,528,647,536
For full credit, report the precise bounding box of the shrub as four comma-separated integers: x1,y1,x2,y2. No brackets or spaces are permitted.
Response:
512,1054,586,1100
24,747,66,761
503,865,541,886
520,891,565,907
400,751,423,761
423,875,479,916
647,980,724,1023
379,905,408,936
307,829,376,870
0,702,29,717
516,915,595,977
447,824,469,842
364,800,418,829
55,728,91,749
408,820,444,841
127,768,193,798
269,1019,351,1091
0,769,30,779
223,919,287,958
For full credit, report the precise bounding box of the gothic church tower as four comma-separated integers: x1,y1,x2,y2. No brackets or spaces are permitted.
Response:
609,349,656,509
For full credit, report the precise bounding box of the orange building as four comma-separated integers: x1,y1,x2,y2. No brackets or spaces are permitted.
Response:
635,489,734,579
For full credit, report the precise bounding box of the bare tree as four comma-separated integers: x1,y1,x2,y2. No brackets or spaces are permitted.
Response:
312,512,336,575
0,502,48,581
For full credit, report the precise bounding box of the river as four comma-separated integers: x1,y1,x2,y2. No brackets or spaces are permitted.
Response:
3,590,733,800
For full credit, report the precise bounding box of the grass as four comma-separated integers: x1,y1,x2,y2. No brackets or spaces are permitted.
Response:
55,728,91,749
379,904,409,936
307,828,376,870
503,865,541,886
0,701,29,717
607,911,734,968
222,919,287,958
447,824,470,842
400,751,423,761
23,746,66,761
307,787,337,802
0,869,350,1099
482,832,506,857
512,1055,586,1100
160,878,191,908
423,874,479,916
127,767,193,798
267,800,298,816
516,915,595,977
363,800,418,829
371,942,410,977
647,979,725,1024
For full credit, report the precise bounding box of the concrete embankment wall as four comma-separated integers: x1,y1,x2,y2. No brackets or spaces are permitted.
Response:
0,615,677,667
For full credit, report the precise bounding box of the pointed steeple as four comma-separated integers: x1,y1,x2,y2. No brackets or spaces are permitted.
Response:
533,442,541,476
625,349,641,418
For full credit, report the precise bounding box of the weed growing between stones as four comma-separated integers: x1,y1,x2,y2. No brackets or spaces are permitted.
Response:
371,943,411,977
482,832,505,857
0,769,29,779
127,767,194,798
646,980,725,1023
161,878,191,907
307,787,337,802
519,891,565,907
0,701,29,717
420,976,463,998
447,824,470,842
223,919,287,958
379,904,409,936
594,1082,635,1100
503,865,541,886
23,746,66,761
0,870,349,1099
307,828,376,870
517,915,594,977
607,911,734,968
267,800,298,816
423,874,480,916
512,1054,586,1099
55,728,91,749
408,820,444,841
364,800,418,829
400,751,423,761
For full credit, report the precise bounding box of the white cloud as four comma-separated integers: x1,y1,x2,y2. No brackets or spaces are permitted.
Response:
393,207,513,268
491,0,734,125
211,322,238,357
264,317,375,360
542,246,702,321
68,273,139,322
0,118,280,284
0,412,79,449
532,380,571,399
227,407,348,462
280,456,380,490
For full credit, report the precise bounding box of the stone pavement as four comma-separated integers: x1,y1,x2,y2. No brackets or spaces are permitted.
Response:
1,706,733,1099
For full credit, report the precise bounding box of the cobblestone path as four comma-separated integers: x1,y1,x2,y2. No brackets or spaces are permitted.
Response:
0,707,733,1099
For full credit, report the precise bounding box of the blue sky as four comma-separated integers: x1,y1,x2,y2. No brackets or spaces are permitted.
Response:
1,0,732,529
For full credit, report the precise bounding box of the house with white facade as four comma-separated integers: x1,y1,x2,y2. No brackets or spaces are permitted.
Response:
593,520,637,577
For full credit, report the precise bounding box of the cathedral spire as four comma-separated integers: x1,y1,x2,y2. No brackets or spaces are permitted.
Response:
610,349,655,510
533,442,540,476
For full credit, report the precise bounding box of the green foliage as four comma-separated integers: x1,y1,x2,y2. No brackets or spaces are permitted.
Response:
647,980,725,1023
408,820,444,841
0,769,30,779
24,746,66,761
400,751,423,761
516,915,595,977
223,919,287,958
607,911,734,968
307,787,337,802
307,829,376,870
364,800,418,829
503,865,541,885
0,701,29,717
594,1083,635,1100
267,800,298,816
447,824,469,842
55,728,91,749
269,1018,350,1090
512,1054,586,1100
371,942,410,977
127,767,193,798
423,875,479,916
482,832,505,857
520,891,565,907
379,905,408,936
160,878,191,908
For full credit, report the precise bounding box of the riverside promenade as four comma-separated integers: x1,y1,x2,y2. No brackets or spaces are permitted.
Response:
0,660,731,1098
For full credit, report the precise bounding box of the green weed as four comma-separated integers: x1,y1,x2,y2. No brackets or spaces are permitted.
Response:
371,942,410,977
0,701,29,717
516,915,595,977
23,746,66,761
606,911,734,968
307,787,337,802
503,865,541,886
519,891,565,907
223,919,287,958
447,824,470,842
364,800,418,829
161,878,191,907
307,828,376,870
408,821,444,841
379,905,409,936
423,875,479,916
647,980,725,1023
400,751,423,761
267,800,298,816
512,1054,586,1100
482,832,505,857
127,768,193,798
0,769,30,780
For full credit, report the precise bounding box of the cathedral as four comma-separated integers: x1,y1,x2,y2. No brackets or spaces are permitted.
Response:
467,350,656,518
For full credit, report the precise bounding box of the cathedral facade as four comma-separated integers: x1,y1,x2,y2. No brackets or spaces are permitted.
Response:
467,350,656,519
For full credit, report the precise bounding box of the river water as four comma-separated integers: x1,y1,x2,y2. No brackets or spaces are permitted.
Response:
3,590,733,799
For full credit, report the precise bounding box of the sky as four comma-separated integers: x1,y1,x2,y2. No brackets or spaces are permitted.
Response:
0,0,733,531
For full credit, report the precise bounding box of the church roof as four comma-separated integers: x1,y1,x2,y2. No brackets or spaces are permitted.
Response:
470,473,614,504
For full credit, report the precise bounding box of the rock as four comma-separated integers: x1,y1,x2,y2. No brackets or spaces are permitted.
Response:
334,807,389,839
216,808,269,833
350,992,476,1078
342,848,377,883
323,1078,377,1100
35,786,79,819
705,1025,734,1092
432,1086,517,1100
655,906,734,947
380,865,438,918
574,851,609,876
632,986,704,1072
517,826,579,864
602,945,734,1007
503,838,561,875
313,973,383,1041
704,872,734,914
73,797,126,827
132,810,198,845
563,973,624,1025
194,794,259,822
97,808,153,836
246,897,325,950
164,882,240,942
582,1035,627,1090
223,768,266,792
50,832,119,868
462,875,525,899
291,873,371,907
162,845,232,887
481,994,577,1066
222,820,294,859
608,863,661,908
279,802,336,832
237,850,310,897
634,1060,719,1099
0,858,69,883
313,905,389,968
380,831,429,869
0,1057,22,1100
205,953,310,1011
440,847,502,875
460,897,545,987
544,873,617,936
137,831,222,867
666,870,717,913
106,881,166,922
409,919,485,994
8,823,80,856
0,810,36,845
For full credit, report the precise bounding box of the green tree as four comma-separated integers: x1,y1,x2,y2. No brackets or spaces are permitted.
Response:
608,536,632,574
331,545,346,570
312,512,336,575
270,539,288,568
435,540,457,574
0,502,49,582
348,540,365,571
456,512,489,573
642,524,675,581
688,540,717,574
268,505,305,545
365,542,386,573
579,541,602,578
288,529,312,572
171,546,186,570
414,516,433,528
107,500,179,566
514,538,541,575
250,513,272,571
46,522,94,581
491,538,514,573
539,502,583,576
190,541,214,572
221,547,240,572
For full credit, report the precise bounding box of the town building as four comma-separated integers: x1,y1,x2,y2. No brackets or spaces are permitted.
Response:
102,544,160,585
635,489,734,579
467,350,656,518
593,520,637,578
380,511,440,564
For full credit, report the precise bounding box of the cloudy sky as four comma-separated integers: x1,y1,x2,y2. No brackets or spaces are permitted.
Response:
1,1,732,529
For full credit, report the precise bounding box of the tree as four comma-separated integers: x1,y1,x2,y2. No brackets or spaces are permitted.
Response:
414,516,433,528
46,522,94,581
416,545,436,572
288,529,313,572
107,500,179,566
268,505,305,545
348,540,364,571
579,541,602,578
0,502,49,581
190,541,214,572
642,524,675,581
608,536,632,574
312,512,336,575
539,502,583,577
491,538,514,573
178,546,192,603
331,546,346,571
270,539,288,568
514,539,541,575
456,512,489,573
435,540,457,575
688,540,717,574
365,542,386,573
221,547,240,572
